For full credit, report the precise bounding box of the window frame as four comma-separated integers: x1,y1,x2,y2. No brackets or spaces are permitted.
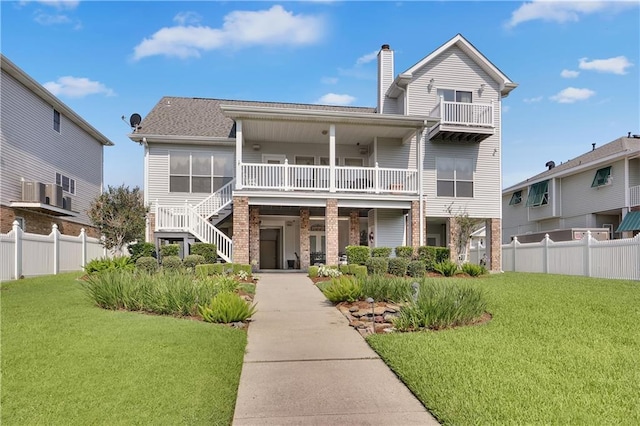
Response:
55,172,76,195
436,157,474,198
591,166,612,188
437,88,473,104
509,190,522,205
53,109,61,133
169,150,229,194
525,180,549,207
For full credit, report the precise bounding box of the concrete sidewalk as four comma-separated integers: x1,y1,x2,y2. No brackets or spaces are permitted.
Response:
232,273,439,425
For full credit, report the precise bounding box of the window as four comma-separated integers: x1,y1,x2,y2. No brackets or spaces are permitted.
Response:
344,158,364,167
169,151,233,193
526,180,549,207
436,157,474,197
591,166,612,187
56,173,75,194
320,157,339,166
509,190,522,205
53,109,61,132
437,89,472,103
295,156,315,165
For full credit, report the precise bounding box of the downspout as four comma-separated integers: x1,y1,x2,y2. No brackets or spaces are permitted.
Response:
143,137,149,242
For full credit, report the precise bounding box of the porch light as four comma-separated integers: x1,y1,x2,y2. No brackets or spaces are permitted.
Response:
252,144,261,151
479,83,486,95
428,78,435,90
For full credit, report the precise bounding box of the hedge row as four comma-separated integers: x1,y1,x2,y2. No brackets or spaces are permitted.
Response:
345,245,450,271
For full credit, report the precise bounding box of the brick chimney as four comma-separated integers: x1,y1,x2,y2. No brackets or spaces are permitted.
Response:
377,44,394,114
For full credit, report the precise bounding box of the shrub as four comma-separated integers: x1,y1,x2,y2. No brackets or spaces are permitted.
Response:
231,263,251,276
84,256,134,274
318,265,341,278
417,246,437,271
162,255,182,271
395,246,414,259
128,242,156,263
160,244,180,257
433,260,460,277
388,257,410,277
365,257,389,275
407,260,426,278
136,256,158,273
435,247,451,263
308,266,319,278
351,265,368,279
371,247,392,258
339,264,350,274
320,276,363,303
462,263,487,277
360,275,413,303
199,292,256,323
189,243,217,264
345,245,370,265
183,254,205,269
195,264,217,278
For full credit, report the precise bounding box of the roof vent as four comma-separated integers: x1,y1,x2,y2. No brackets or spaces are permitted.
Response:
545,161,556,170
592,143,596,151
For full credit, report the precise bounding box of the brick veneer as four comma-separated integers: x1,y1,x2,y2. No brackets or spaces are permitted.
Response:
299,208,310,270
147,212,156,243
349,210,359,246
1,206,99,238
249,206,260,269
232,196,249,264
486,218,501,272
326,199,338,266
410,200,420,249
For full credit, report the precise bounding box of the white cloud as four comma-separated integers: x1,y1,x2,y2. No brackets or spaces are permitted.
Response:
523,96,543,103
503,105,511,113
20,0,79,9
43,76,115,98
315,93,356,105
560,69,579,78
321,77,338,84
34,12,71,25
550,87,595,103
133,5,324,60
173,11,201,26
578,56,633,75
506,1,636,28
355,50,378,66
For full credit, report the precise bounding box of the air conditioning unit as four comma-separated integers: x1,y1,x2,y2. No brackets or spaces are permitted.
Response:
21,181,46,203
62,196,72,211
45,183,64,207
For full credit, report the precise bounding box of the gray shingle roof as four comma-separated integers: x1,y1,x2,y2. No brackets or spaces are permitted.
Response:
136,97,376,138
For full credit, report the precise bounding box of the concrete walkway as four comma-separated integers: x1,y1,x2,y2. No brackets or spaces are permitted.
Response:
232,273,439,425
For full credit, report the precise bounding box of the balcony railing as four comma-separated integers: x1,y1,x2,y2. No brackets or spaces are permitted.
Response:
239,162,418,194
431,99,494,127
630,185,640,207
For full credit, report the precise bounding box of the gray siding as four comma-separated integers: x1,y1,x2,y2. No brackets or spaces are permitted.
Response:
502,188,531,243
0,69,103,226
241,141,368,165
374,209,405,250
629,158,640,187
375,137,415,170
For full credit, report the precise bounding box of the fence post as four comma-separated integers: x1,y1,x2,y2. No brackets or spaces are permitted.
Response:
584,230,592,277
13,220,22,279
543,234,550,274
512,236,518,272
52,224,60,275
80,228,87,267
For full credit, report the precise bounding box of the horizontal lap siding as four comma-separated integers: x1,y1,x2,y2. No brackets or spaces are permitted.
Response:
374,209,404,250
502,190,530,242
561,159,626,217
376,137,414,170
630,158,640,187
241,141,369,165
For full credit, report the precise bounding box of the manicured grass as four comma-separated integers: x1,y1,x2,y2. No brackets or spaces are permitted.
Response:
367,273,640,425
1,273,247,425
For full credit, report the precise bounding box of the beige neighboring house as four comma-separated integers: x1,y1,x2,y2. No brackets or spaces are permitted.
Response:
1,54,114,237
502,135,640,243
129,34,516,271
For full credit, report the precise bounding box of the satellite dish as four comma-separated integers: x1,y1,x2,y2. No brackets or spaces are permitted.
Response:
129,113,142,128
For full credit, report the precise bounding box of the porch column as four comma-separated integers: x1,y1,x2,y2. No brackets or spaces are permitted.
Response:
235,119,243,190
349,210,360,246
410,200,420,250
486,218,502,272
300,208,310,270
249,206,260,269
326,199,339,266
329,124,336,192
232,196,249,264
447,216,460,262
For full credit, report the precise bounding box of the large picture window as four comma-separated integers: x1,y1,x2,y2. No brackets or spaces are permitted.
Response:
437,89,472,103
169,151,233,193
437,157,474,197
526,180,549,207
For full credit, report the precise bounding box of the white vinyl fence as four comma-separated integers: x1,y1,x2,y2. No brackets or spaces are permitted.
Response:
502,231,640,280
0,221,124,282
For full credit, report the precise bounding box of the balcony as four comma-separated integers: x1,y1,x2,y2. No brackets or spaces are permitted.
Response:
429,99,494,143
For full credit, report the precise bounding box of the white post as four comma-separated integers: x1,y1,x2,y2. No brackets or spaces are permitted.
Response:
374,162,380,194
12,220,22,279
584,230,592,277
490,100,495,126
543,234,550,274
52,224,60,275
329,124,336,193
284,159,290,191
80,228,87,267
236,119,243,190
155,199,159,231
512,236,518,272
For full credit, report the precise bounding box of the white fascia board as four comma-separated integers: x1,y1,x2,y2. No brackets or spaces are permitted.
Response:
128,134,235,146
386,73,413,98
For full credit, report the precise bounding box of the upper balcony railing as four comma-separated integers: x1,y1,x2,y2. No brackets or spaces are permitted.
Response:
630,185,640,207
239,161,418,194
430,98,494,127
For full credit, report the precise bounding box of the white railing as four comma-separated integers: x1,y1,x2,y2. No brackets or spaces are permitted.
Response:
630,185,640,207
240,161,417,194
431,98,494,127
193,180,234,219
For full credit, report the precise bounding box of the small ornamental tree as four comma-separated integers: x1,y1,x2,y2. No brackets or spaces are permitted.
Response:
88,185,147,252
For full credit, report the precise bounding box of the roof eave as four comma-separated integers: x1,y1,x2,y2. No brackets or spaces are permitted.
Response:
128,134,235,145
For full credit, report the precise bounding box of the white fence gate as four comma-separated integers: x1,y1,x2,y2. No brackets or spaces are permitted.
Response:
502,231,640,280
0,221,123,282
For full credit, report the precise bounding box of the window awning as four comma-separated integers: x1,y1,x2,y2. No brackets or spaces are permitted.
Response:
616,211,640,232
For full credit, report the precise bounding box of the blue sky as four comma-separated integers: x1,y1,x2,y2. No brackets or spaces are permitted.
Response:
2,1,639,190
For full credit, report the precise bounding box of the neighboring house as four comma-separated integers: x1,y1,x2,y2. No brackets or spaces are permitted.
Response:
0,54,114,237
502,134,640,243
129,34,516,271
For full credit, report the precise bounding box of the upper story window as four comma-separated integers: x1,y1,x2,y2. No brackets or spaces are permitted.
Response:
509,190,522,205
526,180,549,207
56,172,75,194
169,151,233,193
437,157,474,197
591,166,612,187
437,89,472,103
53,109,61,132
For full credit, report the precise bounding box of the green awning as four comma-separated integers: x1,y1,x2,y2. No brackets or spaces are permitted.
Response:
616,211,640,232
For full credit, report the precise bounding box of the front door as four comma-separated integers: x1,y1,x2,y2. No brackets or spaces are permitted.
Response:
260,229,280,269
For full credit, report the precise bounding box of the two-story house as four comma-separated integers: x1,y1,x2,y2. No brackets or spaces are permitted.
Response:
502,134,640,243
129,34,516,271
1,54,114,237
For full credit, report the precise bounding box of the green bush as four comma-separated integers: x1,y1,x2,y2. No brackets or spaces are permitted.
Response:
388,257,409,276
435,247,451,263
433,260,460,277
417,246,437,270
128,242,156,263
190,243,217,264
84,256,134,274
366,257,389,275
351,265,368,279
160,244,180,257
360,275,413,303
135,256,158,273
320,276,363,303
462,263,487,277
345,245,370,265
339,264,350,274
395,246,414,259
162,255,182,270
198,292,256,323
183,254,205,269
371,247,392,258
407,260,426,278
308,265,319,278
201,275,239,294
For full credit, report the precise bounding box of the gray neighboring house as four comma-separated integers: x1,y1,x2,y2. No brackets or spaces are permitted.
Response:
502,135,640,243
130,34,516,271
1,54,114,237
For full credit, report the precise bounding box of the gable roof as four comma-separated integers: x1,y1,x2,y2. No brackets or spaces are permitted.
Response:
0,54,114,146
503,136,640,193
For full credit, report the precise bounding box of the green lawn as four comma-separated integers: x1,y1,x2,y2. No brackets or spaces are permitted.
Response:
1,273,247,425
367,273,640,425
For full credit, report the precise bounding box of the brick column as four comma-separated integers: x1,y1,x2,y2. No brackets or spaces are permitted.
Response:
486,218,502,272
349,210,360,246
326,199,339,266
448,216,459,262
410,200,420,250
249,206,260,269
232,196,249,264
300,208,310,270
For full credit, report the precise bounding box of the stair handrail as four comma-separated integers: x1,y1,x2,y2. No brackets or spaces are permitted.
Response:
186,206,233,262
193,180,235,219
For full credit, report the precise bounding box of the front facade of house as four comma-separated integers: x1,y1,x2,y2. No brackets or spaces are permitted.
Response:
0,55,114,237
502,135,640,243
130,34,516,271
